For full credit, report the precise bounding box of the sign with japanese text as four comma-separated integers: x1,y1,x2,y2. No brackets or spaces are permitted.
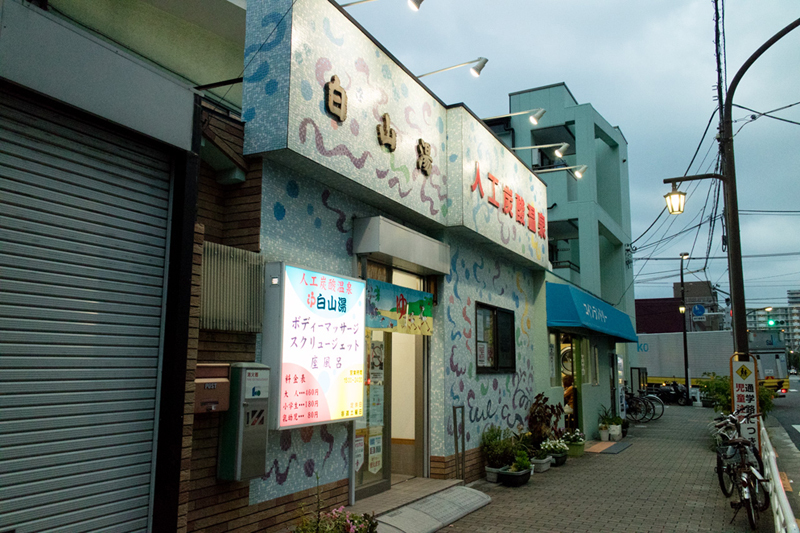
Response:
368,435,383,474
730,356,760,449
354,436,365,472
270,264,366,429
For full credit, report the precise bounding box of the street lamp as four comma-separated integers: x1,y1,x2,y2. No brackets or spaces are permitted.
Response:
418,57,488,78
664,183,686,215
680,252,691,405
663,18,800,361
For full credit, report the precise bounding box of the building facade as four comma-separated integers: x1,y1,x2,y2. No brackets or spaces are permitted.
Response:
0,1,637,532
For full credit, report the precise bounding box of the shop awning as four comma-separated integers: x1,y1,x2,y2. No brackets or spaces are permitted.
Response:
546,282,638,343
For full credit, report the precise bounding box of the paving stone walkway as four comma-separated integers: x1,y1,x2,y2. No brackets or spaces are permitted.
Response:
442,406,774,533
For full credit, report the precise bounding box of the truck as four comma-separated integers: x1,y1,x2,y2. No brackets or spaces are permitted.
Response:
630,329,789,394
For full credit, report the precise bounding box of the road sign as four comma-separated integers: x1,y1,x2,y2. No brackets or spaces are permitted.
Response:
692,304,706,317
730,355,760,450
692,315,707,322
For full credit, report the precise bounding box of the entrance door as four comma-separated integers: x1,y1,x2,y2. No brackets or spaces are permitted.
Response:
354,267,428,499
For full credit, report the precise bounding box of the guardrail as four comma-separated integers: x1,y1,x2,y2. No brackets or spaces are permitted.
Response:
760,417,799,533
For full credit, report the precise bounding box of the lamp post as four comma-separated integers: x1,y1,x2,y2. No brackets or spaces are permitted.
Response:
680,252,691,405
417,57,488,78
664,18,800,361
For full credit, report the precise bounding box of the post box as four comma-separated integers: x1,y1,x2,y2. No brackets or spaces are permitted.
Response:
194,363,230,414
217,362,270,481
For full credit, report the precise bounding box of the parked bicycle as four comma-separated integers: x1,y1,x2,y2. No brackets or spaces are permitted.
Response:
713,410,769,530
624,388,664,422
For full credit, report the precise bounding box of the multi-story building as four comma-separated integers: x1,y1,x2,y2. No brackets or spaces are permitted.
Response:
747,306,800,352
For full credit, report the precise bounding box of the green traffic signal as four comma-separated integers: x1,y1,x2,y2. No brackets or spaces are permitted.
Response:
767,318,776,327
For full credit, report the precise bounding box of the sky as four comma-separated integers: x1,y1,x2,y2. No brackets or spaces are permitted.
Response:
344,0,800,308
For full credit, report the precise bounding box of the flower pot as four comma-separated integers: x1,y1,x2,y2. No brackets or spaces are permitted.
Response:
566,442,585,457
599,428,609,441
609,425,622,442
485,465,503,483
498,466,531,487
550,452,567,467
621,426,628,438
531,456,552,473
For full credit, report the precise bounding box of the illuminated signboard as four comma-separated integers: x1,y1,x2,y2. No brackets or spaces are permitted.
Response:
264,263,366,429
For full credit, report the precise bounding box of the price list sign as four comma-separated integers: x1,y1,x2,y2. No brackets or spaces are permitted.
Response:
274,265,366,429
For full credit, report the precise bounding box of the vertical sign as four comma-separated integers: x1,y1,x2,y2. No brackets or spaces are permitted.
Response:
730,356,760,449
354,436,365,472
277,265,366,428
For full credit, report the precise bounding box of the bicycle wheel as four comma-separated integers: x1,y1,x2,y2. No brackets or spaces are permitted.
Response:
744,476,758,530
646,395,665,420
750,447,770,512
716,454,734,497
627,398,645,422
641,398,655,422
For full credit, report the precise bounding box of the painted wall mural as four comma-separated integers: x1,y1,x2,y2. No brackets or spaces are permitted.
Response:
251,161,381,504
430,234,538,457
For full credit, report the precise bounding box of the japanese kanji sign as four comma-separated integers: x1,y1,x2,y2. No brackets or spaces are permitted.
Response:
272,264,366,429
730,356,760,449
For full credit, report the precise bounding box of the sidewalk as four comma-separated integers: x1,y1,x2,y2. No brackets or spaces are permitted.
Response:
442,406,775,533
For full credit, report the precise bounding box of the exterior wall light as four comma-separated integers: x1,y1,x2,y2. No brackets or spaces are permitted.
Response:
511,143,570,159
341,0,424,8
408,0,425,10
535,164,588,179
481,108,547,126
418,57,489,78
664,183,686,215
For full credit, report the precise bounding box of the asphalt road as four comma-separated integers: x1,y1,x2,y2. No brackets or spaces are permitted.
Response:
770,375,800,450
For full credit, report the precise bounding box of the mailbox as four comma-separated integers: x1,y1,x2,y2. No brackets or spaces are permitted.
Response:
194,363,230,413
217,362,270,481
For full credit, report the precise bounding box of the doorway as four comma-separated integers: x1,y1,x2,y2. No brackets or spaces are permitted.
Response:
355,265,429,500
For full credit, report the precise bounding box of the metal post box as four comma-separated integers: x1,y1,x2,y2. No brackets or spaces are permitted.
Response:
217,362,270,481
194,363,230,413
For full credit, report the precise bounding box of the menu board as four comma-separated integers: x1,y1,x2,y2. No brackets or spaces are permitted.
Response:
276,265,366,428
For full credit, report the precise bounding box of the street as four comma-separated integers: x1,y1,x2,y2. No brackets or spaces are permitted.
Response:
771,375,800,450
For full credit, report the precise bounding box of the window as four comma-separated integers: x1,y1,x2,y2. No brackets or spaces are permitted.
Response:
476,302,516,373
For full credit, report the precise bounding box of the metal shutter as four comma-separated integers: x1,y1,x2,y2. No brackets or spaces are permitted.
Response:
0,86,171,533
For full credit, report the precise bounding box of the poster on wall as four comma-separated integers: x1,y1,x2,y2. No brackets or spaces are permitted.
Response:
370,340,384,382
368,383,384,427
477,342,488,366
365,279,433,335
354,436,365,472
265,263,366,429
368,435,383,474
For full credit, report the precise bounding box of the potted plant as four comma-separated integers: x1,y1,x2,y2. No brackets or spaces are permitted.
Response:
609,416,624,441
530,448,552,473
527,392,564,448
480,424,513,483
598,404,613,442
498,450,532,487
563,429,586,457
541,438,569,467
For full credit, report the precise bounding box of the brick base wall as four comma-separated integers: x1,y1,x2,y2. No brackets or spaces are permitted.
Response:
430,446,484,484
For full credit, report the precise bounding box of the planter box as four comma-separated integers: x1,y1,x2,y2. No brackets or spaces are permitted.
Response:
609,425,622,442
531,456,552,473
566,442,585,457
599,428,609,441
550,452,567,467
485,465,503,483
498,466,531,487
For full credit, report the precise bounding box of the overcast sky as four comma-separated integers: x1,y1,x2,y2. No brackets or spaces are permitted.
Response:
345,0,800,307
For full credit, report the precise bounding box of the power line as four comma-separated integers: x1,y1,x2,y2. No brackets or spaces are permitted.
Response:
634,251,800,261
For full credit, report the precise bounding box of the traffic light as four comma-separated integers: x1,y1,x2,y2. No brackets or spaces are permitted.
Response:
767,317,776,327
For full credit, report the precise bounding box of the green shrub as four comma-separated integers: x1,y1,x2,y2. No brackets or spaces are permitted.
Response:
700,373,774,416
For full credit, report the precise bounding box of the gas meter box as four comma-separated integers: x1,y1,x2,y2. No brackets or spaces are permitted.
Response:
217,362,270,481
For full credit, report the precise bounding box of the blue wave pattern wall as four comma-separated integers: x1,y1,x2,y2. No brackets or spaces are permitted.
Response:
250,162,379,504
430,235,537,457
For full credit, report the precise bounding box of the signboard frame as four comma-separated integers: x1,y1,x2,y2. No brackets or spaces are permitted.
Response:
729,354,761,451
262,262,366,430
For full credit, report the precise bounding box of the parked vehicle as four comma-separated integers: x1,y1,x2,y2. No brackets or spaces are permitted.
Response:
631,330,789,394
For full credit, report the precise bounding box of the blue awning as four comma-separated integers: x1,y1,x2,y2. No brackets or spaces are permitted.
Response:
546,282,638,343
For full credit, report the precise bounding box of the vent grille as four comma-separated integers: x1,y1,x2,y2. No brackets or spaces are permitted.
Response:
201,242,263,332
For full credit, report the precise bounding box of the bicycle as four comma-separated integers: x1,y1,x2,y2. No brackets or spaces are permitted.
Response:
624,389,654,423
638,388,665,420
713,411,769,530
